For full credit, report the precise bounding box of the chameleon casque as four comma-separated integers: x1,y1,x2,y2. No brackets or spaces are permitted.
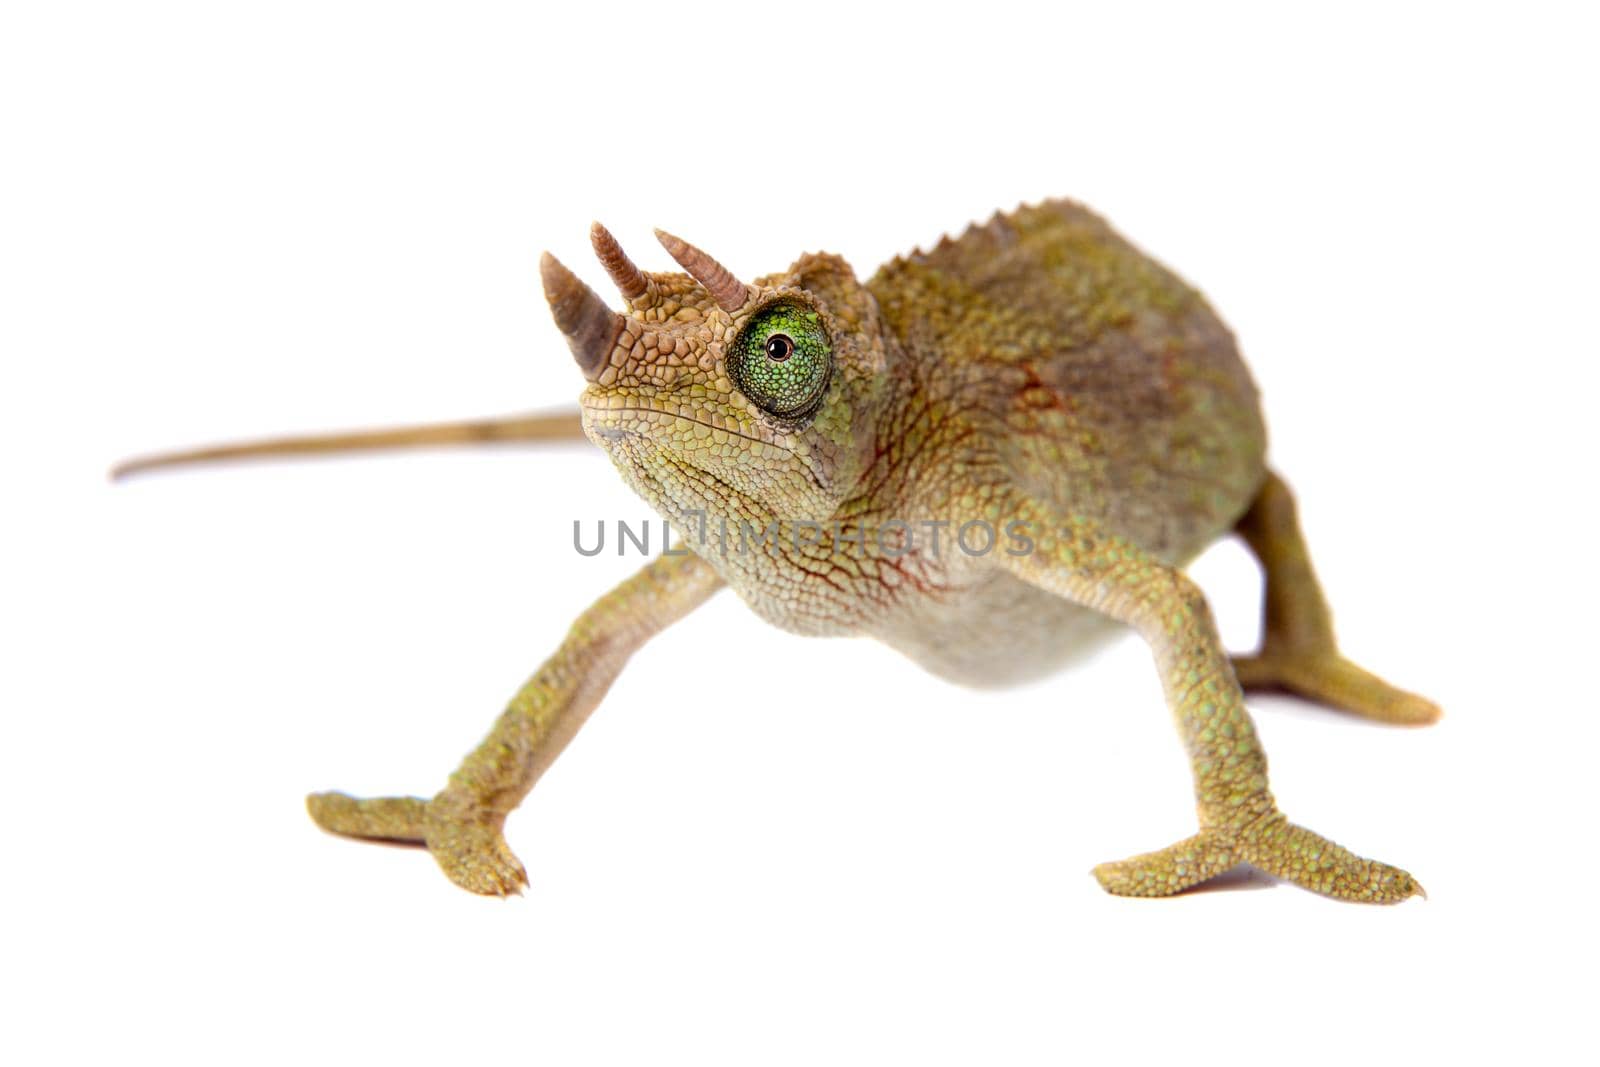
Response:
119,200,1440,903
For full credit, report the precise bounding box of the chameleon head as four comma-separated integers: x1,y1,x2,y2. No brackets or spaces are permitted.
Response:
541,223,891,530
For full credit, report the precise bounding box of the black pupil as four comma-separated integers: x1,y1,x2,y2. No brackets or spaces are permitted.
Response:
765,334,794,361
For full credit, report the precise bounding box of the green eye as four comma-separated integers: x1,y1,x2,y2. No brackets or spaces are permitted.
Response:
729,302,832,418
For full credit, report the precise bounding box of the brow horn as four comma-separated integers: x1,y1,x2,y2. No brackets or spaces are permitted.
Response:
654,228,752,314
589,222,649,301
540,252,624,380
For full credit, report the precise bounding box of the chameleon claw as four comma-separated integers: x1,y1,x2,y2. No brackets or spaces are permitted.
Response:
1244,813,1422,902
422,795,530,897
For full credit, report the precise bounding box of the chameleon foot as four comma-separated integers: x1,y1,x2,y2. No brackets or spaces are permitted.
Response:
1231,652,1441,725
1094,812,1423,903
307,789,528,895
1233,471,1440,725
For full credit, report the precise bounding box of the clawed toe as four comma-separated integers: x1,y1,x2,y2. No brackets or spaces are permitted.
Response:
423,802,529,897
1241,814,1423,902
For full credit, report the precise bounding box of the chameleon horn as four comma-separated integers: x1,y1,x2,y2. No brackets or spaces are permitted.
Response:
653,228,752,314
540,251,624,380
590,222,649,301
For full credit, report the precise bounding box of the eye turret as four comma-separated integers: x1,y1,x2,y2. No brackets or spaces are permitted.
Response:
729,302,833,419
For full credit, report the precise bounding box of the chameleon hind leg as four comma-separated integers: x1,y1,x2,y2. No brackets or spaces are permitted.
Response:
1000,495,1422,903
307,549,723,895
1230,471,1440,725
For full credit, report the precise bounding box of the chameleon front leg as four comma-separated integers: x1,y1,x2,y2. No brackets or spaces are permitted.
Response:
998,495,1422,903
307,549,723,895
1231,471,1440,725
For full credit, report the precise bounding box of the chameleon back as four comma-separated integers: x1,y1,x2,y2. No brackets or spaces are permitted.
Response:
867,200,1268,563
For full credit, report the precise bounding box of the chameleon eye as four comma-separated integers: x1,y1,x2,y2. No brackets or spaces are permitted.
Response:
730,302,832,418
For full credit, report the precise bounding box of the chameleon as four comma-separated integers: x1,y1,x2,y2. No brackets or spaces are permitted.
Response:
117,199,1440,902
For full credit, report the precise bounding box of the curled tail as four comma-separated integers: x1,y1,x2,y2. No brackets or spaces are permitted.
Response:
111,409,588,480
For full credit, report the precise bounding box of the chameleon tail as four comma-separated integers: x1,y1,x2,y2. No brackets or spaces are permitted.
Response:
110,409,589,480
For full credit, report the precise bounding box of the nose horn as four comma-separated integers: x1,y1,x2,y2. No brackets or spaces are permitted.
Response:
540,252,624,380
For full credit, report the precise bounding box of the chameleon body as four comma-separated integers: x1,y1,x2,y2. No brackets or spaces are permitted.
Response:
124,199,1439,902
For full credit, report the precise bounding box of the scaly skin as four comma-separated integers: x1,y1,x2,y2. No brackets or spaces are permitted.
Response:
245,200,1439,901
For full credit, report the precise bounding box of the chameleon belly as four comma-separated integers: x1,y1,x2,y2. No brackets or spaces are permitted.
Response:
871,567,1120,687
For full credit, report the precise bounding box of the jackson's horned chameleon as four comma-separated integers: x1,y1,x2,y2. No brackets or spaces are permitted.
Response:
117,200,1439,902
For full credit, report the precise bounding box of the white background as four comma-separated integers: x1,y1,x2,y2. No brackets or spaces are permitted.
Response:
3,2,1596,1063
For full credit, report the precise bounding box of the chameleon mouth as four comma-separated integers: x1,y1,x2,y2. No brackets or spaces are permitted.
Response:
582,405,773,448
580,404,827,492
612,435,747,503
593,420,821,532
